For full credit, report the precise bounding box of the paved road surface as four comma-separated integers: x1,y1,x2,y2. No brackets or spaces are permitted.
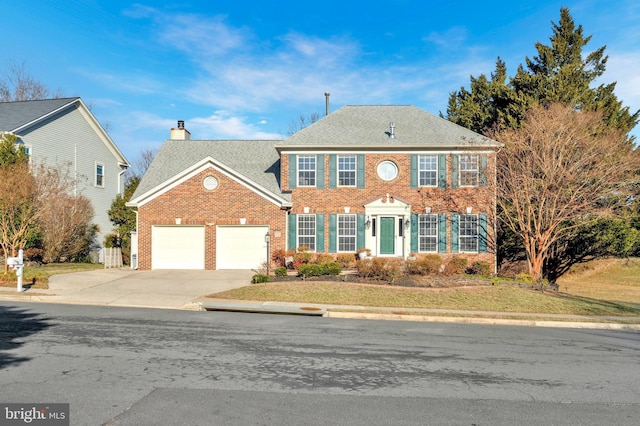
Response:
1,302,638,425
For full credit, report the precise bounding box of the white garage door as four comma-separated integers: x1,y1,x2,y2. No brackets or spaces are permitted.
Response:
217,226,269,269
152,226,205,269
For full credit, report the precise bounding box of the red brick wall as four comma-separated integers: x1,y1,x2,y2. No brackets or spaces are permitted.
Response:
282,152,497,266
136,168,286,270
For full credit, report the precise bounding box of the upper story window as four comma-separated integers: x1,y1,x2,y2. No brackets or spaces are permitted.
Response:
337,214,356,252
337,155,356,187
418,214,438,252
297,214,316,251
459,214,479,252
95,163,105,188
460,155,479,187
297,155,316,187
419,155,437,187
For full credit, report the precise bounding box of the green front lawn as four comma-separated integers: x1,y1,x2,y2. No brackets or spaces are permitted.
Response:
207,281,640,317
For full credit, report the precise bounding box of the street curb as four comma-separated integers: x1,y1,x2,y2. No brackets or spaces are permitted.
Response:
326,311,640,330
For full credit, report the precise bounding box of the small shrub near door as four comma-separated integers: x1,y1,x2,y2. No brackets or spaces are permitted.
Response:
469,261,492,276
251,274,270,284
405,254,442,275
297,262,342,278
356,258,402,283
274,267,288,277
336,253,356,268
445,257,468,276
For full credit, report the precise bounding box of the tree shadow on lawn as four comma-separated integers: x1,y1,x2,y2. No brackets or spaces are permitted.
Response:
0,305,52,369
555,293,640,316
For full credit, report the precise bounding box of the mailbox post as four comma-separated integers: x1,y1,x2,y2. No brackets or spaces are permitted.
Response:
7,249,24,292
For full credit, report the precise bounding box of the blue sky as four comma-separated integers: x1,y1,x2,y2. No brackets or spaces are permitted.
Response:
4,0,639,162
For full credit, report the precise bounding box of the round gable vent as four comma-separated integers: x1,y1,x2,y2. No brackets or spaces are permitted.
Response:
203,175,219,191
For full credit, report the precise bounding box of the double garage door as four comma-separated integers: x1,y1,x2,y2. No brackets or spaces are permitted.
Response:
151,225,268,270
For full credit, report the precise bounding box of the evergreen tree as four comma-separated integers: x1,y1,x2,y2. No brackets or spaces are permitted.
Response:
445,7,640,278
446,8,639,140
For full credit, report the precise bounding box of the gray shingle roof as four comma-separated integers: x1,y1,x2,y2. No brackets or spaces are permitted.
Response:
0,97,80,131
132,139,287,202
132,105,501,205
278,105,500,148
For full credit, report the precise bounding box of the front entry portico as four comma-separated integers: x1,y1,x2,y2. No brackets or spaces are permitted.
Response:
364,194,412,258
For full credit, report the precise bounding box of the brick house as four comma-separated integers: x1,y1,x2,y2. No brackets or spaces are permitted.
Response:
127,105,501,271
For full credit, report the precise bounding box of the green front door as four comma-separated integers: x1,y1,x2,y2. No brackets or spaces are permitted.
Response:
379,217,395,255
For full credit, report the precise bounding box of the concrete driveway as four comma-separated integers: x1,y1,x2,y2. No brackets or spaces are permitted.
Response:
29,268,256,310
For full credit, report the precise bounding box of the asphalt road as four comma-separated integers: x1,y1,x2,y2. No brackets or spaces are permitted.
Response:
1,302,639,425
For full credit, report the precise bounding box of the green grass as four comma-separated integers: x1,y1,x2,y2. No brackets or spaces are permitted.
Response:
0,263,104,289
207,280,640,317
557,258,640,305
209,258,640,318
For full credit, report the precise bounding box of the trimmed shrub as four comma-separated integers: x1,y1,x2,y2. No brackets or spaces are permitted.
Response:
357,257,402,282
336,253,356,268
274,266,288,277
297,262,343,277
405,254,442,275
251,274,270,284
322,262,342,276
294,251,313,265
297,263,324,277
445,257,468,276
314,253,335,264
469,261,492,276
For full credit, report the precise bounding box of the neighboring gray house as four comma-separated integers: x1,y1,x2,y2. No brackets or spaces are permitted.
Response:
0,97,130,259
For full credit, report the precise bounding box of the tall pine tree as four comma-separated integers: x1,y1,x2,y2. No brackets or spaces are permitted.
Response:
445,8,640,278
446,8,639,141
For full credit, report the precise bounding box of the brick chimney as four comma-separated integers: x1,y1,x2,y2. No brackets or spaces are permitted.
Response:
170,120,191,140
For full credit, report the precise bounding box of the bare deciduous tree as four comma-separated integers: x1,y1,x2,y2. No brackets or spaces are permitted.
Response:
0,61,63,102
491,103,639,281
287,112,320,136
128,146,158,180
0,162,37,270
34,165,95,263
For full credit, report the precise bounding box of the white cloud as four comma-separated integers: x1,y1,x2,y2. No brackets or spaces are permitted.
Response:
189,111,282,140
604,51,640,109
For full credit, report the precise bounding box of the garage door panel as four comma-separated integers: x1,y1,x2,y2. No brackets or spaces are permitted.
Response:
152,226,205,270
217,226,268,269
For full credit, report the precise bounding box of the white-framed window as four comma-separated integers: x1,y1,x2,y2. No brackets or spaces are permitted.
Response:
95,163,105,187
297,214,316,251
337,155,356,186
459,214,479,252
297,155,316,187
337,214,356,252
419,155,437,187
419,214,438,252
460,155,479,187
